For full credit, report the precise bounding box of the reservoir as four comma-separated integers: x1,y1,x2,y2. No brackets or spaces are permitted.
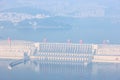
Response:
0,59,120,80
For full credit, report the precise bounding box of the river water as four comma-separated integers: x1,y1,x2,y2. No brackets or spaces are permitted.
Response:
0,59,120,80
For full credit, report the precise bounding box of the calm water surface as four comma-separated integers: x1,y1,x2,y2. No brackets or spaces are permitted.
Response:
0,59,120,80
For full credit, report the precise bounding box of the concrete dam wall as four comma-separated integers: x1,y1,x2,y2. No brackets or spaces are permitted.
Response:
0,40,120,64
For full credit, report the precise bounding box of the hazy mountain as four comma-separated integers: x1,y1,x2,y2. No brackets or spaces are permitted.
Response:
1,7,51,15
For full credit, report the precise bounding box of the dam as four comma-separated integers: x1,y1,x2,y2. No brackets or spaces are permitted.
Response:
0,40,120,65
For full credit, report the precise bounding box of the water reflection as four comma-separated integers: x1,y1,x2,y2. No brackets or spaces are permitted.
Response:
0,59,120,80
30,60,92,74
7,59,120,74
8,58,92,74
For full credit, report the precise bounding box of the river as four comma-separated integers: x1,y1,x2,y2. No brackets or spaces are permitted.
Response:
0,59,120,80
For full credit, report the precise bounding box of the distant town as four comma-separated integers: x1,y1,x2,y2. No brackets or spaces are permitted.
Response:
0,12,49,23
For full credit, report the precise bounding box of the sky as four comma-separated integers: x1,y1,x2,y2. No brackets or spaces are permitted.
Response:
0,0,120,10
